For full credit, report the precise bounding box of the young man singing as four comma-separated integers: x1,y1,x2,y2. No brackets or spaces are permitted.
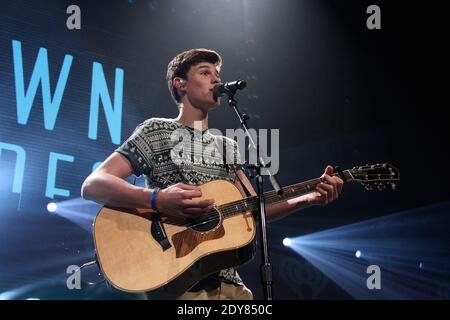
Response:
81,48,344,300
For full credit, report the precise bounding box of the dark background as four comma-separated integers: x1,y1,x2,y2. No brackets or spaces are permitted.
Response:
0,0,448,299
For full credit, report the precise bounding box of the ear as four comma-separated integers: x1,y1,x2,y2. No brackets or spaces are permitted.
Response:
173,77,186,91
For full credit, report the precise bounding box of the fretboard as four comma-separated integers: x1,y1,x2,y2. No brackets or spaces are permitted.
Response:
218,170,353,218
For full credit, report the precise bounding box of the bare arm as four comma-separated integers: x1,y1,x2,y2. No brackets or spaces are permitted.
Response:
81,152,152,208
81,152,214,215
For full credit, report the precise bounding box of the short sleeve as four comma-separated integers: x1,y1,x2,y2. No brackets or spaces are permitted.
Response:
115,121,153,176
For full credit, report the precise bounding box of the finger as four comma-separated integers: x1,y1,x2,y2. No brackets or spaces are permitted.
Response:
324,165,334,176
322,174,334,183
182,198,215,209
322,175,338,200
315,186,328,204
322,175,338,188
181,190,203,198
334,177,344,195
318,183,334,202
176,183,200,191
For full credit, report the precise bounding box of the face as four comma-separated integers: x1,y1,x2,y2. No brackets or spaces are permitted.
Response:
176,62,221,111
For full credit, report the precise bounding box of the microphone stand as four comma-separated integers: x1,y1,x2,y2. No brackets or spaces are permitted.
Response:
220,86,283,300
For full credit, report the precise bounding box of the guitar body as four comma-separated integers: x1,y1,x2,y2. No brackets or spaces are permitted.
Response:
93,179,256,296
92,162,400,296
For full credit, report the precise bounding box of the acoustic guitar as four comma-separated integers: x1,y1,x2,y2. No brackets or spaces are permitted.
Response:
93,163,399,295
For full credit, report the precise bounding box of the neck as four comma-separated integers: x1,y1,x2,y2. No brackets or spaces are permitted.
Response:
175,102,209,131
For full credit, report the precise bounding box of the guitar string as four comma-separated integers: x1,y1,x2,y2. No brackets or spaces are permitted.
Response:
161,183,321,231
160,172,383,231
154,172,395,231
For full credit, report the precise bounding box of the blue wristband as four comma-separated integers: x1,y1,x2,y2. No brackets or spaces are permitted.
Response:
151,188,159,211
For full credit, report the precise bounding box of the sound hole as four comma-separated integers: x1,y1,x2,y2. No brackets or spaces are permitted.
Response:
188,207,221,232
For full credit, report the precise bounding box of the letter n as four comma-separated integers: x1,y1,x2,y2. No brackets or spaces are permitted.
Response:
88,62,124,145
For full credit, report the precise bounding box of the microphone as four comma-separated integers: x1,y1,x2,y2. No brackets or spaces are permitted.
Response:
213,80,247,100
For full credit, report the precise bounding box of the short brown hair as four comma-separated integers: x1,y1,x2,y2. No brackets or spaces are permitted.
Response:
166,48,222,103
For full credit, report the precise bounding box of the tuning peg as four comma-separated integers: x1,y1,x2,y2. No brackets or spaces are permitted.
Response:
391,183,397,191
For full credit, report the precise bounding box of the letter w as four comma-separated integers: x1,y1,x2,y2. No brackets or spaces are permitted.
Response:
12,40,73,130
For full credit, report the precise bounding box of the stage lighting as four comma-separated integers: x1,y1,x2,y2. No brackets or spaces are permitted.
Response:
47,202,57,212
283,238,292,247
355,250,361,258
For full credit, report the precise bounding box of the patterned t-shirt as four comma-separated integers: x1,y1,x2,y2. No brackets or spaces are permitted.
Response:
115,117,244,286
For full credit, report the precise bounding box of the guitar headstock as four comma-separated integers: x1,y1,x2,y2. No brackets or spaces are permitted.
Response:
349,163,400,191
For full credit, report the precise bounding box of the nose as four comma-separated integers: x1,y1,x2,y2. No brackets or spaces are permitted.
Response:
212,74,220,84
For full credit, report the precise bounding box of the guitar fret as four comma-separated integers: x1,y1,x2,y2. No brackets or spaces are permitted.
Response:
221,170,361,219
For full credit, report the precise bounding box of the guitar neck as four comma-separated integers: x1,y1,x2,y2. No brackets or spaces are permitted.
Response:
219,170,354,218
264,170,354,206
